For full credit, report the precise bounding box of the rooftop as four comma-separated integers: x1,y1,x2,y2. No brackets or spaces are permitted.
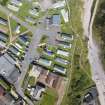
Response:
0,53,20,84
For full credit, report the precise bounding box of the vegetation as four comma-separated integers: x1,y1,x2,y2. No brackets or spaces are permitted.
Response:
93,0,105,68
61,0,94,105
17,0,32,20
28,76,36,86
0,0,8,6
10,18,27,35
22,64,33,89
40,35,48,44
39,88,58,105
0,79,11,91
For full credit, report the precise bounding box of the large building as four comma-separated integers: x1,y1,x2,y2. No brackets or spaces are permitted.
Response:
0,53,20,84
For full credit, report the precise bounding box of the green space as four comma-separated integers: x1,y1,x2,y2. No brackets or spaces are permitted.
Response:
0,0,8,6
17,1,32,20
61,0,94,105
10,18,27,35
28,76,36,86
0,79,11,91
0,11,7,19
93,0,105,69
0,11,9,33
22,64,33,89
38,43,71,73
38,88,58,105
40,35,49,44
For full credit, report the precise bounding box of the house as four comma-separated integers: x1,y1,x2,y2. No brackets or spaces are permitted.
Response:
7,3,19,12
61,33,73,41
43,51,54,57
25,16,36,24
8,46,21,56
0,17,8,26
29,8,39,17
0,86,16,105
15,24,21,34
51,0,65,9
58,42,72,49
83,87,98,103
57,49,69,57
0,53,20,84
56,32,73,42
28,82,46,101
18,36,30,46
10,89,19,100
55,57,69,65
14,43,23,50
29,65,41,79
10,0,22,7
19,34,31,42
53,65,66,74
38,69,63,90
61,9,69,23
0,32,8,42
0,41,6,48
52,15,61,25
38,58,52,67
0,85,5,96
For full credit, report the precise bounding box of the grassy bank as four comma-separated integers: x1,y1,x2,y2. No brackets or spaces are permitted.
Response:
61,0,94,105
93,0,105,68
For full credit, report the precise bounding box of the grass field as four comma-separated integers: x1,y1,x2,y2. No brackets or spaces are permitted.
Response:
17,1,32,20
38,88,58,105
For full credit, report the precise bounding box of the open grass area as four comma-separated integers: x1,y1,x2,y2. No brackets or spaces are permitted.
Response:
0,11,7,19
10,18,27,35
38,88,58,105
17,0,32,20
61,0,94,105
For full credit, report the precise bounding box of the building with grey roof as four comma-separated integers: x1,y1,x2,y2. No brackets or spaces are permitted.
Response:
0,53,20,84
83,87,98,104
0,17,8,26
53,65,66,75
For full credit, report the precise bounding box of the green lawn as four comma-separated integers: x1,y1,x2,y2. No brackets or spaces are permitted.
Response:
10,18,27,35
28,76,36,86
39,88,58,105
17,0,32,20
0,11,7,19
